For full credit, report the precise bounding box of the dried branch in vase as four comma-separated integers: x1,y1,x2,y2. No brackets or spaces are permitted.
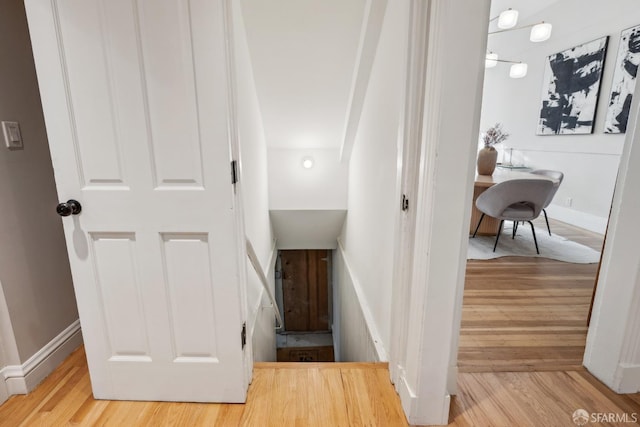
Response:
482,123,509,148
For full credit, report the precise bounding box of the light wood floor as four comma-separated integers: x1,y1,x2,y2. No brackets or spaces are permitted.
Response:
449,219,640,426
459,218,604,373
2,346,638,427
0,347,408,426
443,370,640,427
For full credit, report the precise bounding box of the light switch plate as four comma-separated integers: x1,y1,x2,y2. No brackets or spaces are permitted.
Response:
2,121,23,150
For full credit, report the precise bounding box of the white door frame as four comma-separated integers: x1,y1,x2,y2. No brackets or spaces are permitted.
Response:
392,1,640,424
388,0,428,388
583,81,640,393
389,0,490,424
222,0,254,386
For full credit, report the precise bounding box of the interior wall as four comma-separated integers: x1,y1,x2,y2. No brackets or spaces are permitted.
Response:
339,0,409,354
233,1,276,362
0,0,78,362
267,147,348,210
482,0,640,233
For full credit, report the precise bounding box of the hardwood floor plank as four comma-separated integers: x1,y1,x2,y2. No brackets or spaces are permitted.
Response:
459,219,602,373
239,367,274,426
306,368,350,427
441,371,640,427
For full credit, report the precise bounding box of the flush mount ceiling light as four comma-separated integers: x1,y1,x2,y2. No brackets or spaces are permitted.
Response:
302,156,314,169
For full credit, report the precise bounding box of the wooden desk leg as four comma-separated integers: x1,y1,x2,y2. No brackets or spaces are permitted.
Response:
469,185,501,236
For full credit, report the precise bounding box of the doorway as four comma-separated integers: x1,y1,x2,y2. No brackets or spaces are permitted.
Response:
275,250,334,362
458,0,624,373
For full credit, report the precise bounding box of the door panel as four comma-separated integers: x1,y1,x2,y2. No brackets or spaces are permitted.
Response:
281,250,330,332
25,0,247,402
90,233,150,360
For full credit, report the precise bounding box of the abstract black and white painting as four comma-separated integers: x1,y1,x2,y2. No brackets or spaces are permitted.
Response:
604,25,640,134
537,37,609,135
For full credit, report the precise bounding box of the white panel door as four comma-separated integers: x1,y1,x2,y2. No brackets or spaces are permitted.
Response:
24,0,249,402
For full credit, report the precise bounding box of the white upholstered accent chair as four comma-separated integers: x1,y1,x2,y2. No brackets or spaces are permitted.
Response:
472,179,555,254
530,169,564,235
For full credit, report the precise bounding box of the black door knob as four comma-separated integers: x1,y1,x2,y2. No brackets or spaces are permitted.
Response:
56,199,82,217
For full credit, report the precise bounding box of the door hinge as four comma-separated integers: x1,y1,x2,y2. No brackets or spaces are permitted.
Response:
241,322,247,349
401,194,409,211
231,160,239,185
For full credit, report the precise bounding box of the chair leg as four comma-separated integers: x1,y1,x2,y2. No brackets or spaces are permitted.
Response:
493,220,504,252
512,220,518,239
528,220,539,254
472,213,485,238
543,209,551,235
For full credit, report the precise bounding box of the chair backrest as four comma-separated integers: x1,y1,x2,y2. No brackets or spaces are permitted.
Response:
530,169,564,208
476,179,555,220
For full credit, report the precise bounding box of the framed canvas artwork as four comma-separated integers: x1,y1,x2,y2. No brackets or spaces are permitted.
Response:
604,24,640,134
537,36,609,135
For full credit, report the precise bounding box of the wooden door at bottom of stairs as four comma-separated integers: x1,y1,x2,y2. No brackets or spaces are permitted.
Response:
281,250,330,332
24,0,249,402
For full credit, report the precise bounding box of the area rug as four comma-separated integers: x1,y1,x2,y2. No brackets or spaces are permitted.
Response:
467,224,601,263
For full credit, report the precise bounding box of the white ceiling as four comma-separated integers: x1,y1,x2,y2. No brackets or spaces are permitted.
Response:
238,1,559,150
240,0,367,149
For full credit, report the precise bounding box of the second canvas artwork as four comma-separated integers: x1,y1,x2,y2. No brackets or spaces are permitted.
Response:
537,37,608,135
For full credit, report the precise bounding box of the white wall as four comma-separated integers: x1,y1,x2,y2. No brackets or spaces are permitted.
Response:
339,0,408,356
233,1,276,362
267,147,348,210
0,0,78,365
482,0,640,233
334,243,386,362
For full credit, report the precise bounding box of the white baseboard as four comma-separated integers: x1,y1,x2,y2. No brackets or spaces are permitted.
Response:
546,205,608,234
0,376,8,405
2,320,82,395
396,370,451,425
615,363,640,393
396,371,418,418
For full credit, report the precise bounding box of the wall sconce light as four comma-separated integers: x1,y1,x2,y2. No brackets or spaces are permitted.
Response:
302,156,314,169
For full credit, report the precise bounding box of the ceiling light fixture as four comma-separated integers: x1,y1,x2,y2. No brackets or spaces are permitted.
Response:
484,55,528,78
529,22,553,42
489,21,553,43
509,62,528,79
497,8,519,29
485,52,499,68
302,157,314,169
487,11,551,79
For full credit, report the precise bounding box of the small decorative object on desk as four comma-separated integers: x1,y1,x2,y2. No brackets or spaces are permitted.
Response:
478,123,509,176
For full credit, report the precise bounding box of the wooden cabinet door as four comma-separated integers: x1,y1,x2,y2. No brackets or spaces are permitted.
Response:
281,250,329,331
